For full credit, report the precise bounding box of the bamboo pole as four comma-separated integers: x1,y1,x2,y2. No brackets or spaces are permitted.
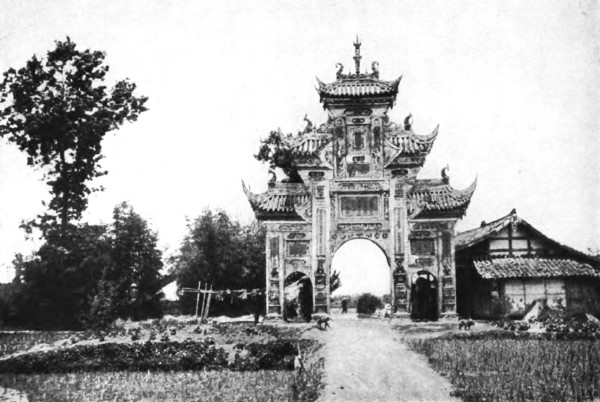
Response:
199,282,208,322
194,281,202,318
203,285,213,321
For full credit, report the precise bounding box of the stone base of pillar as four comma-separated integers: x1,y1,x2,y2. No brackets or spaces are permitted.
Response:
392,311,411,319
439,311,459,320
264,313,283,321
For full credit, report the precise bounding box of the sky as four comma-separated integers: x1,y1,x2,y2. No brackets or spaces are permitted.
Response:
0,0,598,288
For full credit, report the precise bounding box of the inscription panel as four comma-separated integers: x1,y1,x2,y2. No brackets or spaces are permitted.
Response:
339,195,380,218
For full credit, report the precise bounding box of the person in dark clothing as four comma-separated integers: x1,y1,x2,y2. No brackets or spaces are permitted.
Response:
341,298,348,314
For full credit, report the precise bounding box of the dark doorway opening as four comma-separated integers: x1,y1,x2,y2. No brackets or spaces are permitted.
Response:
411,271,438,320
284,272,313,322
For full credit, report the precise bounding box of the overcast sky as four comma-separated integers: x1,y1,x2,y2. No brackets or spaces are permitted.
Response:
0,0,598,286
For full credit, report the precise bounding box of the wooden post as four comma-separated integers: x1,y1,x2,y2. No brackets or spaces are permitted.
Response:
199,282,208,322
195,281,202,318
204,285,213,321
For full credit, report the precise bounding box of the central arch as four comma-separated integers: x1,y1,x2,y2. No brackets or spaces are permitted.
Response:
330,239,392,313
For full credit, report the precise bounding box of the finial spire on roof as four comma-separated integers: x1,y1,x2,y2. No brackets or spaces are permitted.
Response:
353,36,362,75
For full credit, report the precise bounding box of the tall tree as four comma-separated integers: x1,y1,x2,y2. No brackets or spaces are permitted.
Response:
87,202,164,326
0,37,148,236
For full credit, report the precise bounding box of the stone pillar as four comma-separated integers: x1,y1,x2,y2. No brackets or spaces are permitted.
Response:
392,180,410,318
265,228,283,319
440,222,458,319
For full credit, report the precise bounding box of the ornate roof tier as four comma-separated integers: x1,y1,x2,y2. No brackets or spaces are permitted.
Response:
384,123,439,168
317,39,401,109
317,77,401,99
473,258,600,279
283,133,333,156
242,181,310,221
409,177,477,219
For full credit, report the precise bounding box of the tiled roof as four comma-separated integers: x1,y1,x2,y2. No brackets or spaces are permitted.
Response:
455,211,600,267
384,125,439,166
409,178,477,214
242,182,309,217
285,134,332,156
387,131,438,154
456,211,514,250
317,77,401,98
249,193,310,213
474,257,600,279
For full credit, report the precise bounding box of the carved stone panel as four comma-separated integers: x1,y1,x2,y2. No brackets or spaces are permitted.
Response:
394,207,403,254
317,208,326,255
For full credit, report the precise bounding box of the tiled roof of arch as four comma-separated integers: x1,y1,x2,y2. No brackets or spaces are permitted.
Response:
409,178,477,216
242,182,309,218
316,77,401,98
384,125,439,164
284,134,332,156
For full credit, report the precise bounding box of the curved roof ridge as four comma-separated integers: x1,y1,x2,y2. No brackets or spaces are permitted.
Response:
456,175,478,197
289,134,333,155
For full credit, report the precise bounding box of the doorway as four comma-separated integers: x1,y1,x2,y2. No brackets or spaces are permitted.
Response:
284,272,313,322
411,271,438,320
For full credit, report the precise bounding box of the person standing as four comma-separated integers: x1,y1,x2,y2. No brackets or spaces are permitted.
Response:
341,297,348,314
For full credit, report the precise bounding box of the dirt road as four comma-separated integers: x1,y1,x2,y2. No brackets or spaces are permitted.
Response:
316,315,458,402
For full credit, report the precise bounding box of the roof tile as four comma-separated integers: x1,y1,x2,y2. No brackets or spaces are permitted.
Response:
474,257,600,279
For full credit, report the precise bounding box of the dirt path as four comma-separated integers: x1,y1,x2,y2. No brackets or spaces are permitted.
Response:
315,315,458,402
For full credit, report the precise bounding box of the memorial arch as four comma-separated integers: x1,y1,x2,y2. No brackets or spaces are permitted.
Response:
244,40,476,319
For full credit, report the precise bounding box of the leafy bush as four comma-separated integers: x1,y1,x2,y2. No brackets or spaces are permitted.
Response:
0,332,75,357
0,339,227,374
356,293,383,315
0,337,319,375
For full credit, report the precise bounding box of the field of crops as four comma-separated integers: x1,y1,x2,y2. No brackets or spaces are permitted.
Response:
0,323,323,401
0,363,322,401
406,337,600,401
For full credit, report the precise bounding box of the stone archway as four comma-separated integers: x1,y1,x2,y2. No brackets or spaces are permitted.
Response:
244,42,477,320
330,238,392,301
284,271,313,322
410,271,438,320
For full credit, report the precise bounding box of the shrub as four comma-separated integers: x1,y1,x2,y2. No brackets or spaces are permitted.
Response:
356,293,383,315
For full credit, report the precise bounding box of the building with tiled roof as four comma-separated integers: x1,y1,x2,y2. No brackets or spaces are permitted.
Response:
243,39,477,321
456,209,600,319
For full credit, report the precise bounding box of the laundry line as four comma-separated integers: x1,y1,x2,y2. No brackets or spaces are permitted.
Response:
177,282,266,320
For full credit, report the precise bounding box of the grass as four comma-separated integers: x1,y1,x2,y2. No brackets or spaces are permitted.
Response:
0,364,323,401
406,337,600,401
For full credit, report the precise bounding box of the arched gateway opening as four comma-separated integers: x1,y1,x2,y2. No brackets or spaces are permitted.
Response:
331,239,391,313
411,271,438,320
284,272,313,322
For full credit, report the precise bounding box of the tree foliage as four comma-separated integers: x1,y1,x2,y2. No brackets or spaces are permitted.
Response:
86,202,164,327
0,37,148,234
254,130,302,183
172,210,265,316
330,269,341,294
8,203,163,329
